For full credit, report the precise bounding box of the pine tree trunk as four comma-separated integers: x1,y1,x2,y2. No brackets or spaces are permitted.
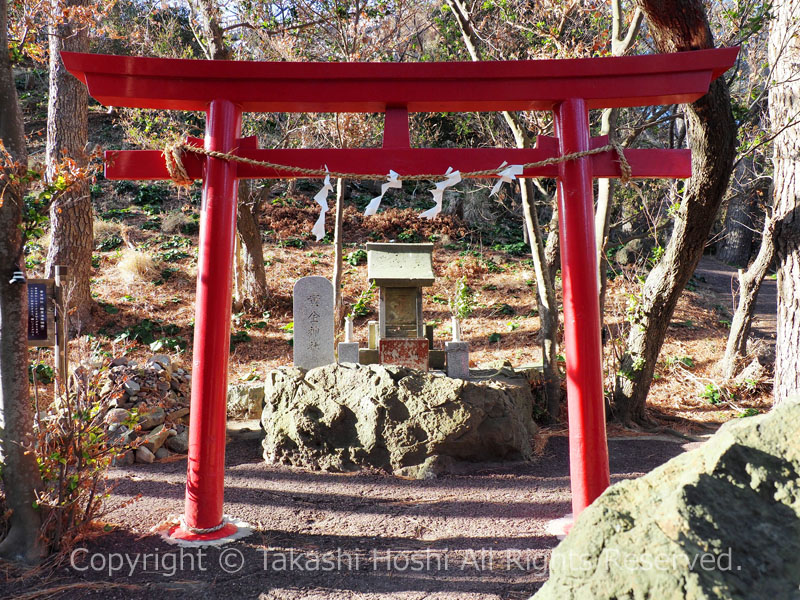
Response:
612,0,737,424
235,181,269,312
44,0,92,330
0,0,44,562
769,0,800,405
717,191,757,267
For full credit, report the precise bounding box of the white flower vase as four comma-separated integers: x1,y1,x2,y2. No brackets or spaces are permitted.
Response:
451,316,462,342
344,316,354,343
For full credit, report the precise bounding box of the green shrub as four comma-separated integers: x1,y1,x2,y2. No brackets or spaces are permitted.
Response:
349,282,377,318
449,277,475,320
345,249,367,266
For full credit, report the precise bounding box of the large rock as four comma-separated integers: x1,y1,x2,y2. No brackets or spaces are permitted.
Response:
261,363,536,475
227,382,265,419
532,399,800,600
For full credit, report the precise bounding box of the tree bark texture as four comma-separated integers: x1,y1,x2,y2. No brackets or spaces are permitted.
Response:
0,0,44,562
612,0,737,423
717,190,757,266
720,216,776,380
769,0,800,404
45,0,93,330
235,181,269,312
195,0,230,60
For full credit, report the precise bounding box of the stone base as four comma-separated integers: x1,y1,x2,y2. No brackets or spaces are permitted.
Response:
358,348,379,365
379,338,429,371
429,349,446,370
445,341,469,379
337,342,359,364
261,364,537,475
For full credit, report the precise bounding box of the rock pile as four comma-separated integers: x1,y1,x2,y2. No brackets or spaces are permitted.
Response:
261,363,537,478
96,354,192,466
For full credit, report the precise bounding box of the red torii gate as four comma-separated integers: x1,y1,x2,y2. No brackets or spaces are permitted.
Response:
63,48,737,543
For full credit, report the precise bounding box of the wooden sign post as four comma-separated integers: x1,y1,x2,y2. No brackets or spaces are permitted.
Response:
26,265,69,390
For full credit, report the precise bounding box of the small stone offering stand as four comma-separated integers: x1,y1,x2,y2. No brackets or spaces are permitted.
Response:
335,242,469,378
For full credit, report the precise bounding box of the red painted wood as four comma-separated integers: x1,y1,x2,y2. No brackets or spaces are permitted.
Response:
554,99,611,518
383,107,411,149
62,48,737,113
184,99,241,533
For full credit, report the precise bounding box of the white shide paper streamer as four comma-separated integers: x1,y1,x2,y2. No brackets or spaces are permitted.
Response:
311,169,333,241
490,163,524,196
419,167,461,220
363,170,401,216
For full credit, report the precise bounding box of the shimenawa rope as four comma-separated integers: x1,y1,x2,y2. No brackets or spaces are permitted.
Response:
162,141,632,186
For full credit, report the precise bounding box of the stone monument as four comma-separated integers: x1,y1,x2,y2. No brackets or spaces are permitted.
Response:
293,276,335,370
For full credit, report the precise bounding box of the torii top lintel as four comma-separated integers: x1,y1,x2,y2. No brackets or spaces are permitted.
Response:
62,48,738,180
62,48,737,113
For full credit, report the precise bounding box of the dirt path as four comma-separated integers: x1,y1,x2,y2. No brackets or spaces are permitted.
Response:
694,256,777,342
2,435,689,600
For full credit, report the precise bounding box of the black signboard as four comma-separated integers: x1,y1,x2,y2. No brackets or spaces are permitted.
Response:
27,279,56,347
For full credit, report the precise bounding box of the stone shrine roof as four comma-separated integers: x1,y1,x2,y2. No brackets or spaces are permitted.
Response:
367,243,435,287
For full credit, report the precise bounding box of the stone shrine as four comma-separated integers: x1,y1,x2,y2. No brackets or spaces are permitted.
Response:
367,243,434,370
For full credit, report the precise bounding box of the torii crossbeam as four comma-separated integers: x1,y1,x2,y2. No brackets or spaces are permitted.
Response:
63,47,737,543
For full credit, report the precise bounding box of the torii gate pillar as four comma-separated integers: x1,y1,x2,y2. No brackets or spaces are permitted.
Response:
172,100,243,540
555,98,610,516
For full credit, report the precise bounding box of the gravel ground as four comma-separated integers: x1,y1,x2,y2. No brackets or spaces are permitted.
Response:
1,431,690,600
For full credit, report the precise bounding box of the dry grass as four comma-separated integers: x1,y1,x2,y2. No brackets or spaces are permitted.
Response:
160,211,191,234
93,218,122,245
116,249,158,283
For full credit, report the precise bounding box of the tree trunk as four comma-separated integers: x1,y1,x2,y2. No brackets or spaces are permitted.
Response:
44,0,92,330
612,0,737,424
717,155,765,267
521,180,561,419
769,0,800,405
720,215,777,380
446,0,562,418
595,109,618,323
717,191,757,267
544,206,560,284
193,0,270,312
235,181,269,312
332,178,346,332
0,0,44,563
596,1,643,320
